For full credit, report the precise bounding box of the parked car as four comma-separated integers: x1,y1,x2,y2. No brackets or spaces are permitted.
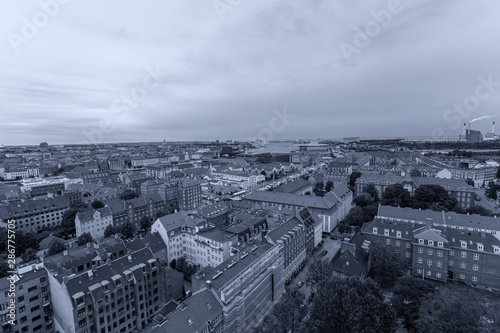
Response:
297,281,304,288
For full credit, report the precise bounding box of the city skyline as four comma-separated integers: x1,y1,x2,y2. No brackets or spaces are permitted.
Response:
1,0,500,145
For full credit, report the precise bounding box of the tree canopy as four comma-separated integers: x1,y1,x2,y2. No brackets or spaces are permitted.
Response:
120,190,139,200
76,232,94,246
381,184,411,207
368,242,409,289
91,200,105,209
48,241,66,256
306,277,395,333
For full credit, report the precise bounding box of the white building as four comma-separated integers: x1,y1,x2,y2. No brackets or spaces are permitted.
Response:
75,207,113,240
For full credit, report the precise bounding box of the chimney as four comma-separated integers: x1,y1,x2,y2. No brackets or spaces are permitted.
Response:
463,122,467,136
468,122,471,134
493,121,495,134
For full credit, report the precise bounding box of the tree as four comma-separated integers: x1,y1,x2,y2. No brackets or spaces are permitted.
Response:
91,200,104,209
368,242,409,289
466,205,493,216
306,277,395,333
76,232,94,246
353,193,375,207
304,191,311,195
120,190,138,200
381,184,411,207
410,169,422,177
104,225,117,238
0,260,10,278
61,209,78,236
392,275,436,330
170,259,177,270
364,184,379,202
466,178,475,187
21,248,38,263
497,165,500,178
48,241,66,256
362,203,379,222
17,232,40,255
140,216,152,232
411,184,458,211
120,222,136,239
485,181,500,200
258,287,307,333
306,254,333,292
415,288,485,333
154,211,166,220
325,181,334,192
343,206,365,230
349,171,362,187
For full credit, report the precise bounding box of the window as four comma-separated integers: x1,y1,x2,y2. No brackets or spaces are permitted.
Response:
428,240,434,246
450,250,455,256
437,251,443,257
461,252,467,258
472,276,478,282
395,240,400,247
478,244,484,251
384,229,389,236
419,239,424,244
473,253,479,260
417,257,423,264
373,227,378,234
436,272,441,278
449,260,454,266
386,239,391,245
427,249,433,256
405,252,410,258
437,261,442,267
396,231,401,238
427,259,432,266
426,270,432,276
406,242,410,249
460,262,466,269
459,274,465,279
473,264,479,271
418,248,423,254
438,242,443,247
417,268,422,274
461,242,467,248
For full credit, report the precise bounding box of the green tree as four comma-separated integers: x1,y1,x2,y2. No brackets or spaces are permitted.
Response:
21,248,38,263
485,181,500,200
104,225,116,238
392,275,436,330
382,184,411,207
415,288,484,333
368,242,409,289
17,232,40,255
325,181,334,192
411,184,458,211
410,169,422,177
349,171,362,187
76,232,94,246
467,205,493,216
120,222,136,239
170,259,177,270
466,178,475,187
91,200,104,209
353,193,375,207
306,277,395,333
48,241,66,256
140,216,152,232
120,190,138,200
61,209,78,236
343,206,365,230
364,184,379,202
154,211,166,220
258,287,307,333
306,254,333,292
0,260,10,278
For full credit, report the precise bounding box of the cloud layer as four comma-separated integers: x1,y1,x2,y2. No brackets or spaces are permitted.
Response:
1,0,500,145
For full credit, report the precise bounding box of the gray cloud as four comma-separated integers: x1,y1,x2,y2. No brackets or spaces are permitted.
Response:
1,0,500,145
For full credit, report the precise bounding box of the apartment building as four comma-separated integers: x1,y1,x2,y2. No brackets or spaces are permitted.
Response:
106,195,166,229
177,179,202,211
361,206,500,289
0,263,54,333
46,246,161,333
0,197,70,232
355,174,476,208
75,207,114,240
192,242,285,332
243,184,352,234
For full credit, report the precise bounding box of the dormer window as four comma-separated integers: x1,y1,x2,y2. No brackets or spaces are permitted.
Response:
438,242,443,247
478,244,484,251
418,239,424,244
428,240,434,246
373,227,378,234
461,241,467,249
396,231,401,238
384,229,389,236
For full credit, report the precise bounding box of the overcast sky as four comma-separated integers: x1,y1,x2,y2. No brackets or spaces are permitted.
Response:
1,0,500,145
